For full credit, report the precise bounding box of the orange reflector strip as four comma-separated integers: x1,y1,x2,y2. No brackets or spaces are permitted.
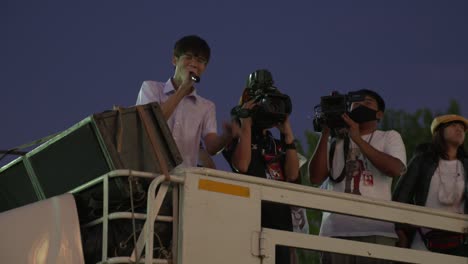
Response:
198,179,250,198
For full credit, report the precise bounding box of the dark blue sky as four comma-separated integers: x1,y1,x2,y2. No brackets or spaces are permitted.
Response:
3,1,468,168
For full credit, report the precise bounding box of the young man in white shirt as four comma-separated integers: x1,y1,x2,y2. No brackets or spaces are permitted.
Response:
309,89,407,264
136,35,232,168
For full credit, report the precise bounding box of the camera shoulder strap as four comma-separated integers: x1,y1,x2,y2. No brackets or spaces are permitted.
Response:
328,136,349,183
328,138,336,171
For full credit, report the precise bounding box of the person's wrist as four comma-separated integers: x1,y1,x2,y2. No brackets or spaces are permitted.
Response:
322,127,331,136
241,118,252,127
175,86,188,97
241,122,251,133
179,82,193,94
284,142,297,150
283,134,295,144
353,135,365,145
284,138,297,150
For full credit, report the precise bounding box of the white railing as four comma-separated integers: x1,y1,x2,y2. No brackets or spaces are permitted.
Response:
183,167,468,264
71,168,467,264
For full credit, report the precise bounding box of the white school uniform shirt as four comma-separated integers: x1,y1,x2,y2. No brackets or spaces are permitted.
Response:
136,79,217,168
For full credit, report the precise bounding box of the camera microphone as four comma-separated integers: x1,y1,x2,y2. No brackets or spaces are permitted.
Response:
190,72,200,83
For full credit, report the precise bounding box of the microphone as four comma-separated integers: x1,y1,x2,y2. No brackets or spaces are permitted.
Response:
190,72,200,83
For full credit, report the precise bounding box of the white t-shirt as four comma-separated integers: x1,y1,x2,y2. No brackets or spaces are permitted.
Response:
411,159,466,250
320,130,407,238
136,79,218,168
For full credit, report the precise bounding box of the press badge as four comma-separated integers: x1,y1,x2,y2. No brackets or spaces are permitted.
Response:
362,170,374,186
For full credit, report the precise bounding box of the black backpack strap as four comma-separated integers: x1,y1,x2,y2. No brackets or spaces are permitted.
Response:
328,136,349,183
328,138,336,171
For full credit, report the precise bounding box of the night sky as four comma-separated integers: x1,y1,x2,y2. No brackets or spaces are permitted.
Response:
3,1,468,169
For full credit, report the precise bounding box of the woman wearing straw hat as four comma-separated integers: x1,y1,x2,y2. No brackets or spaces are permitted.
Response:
393,114,468,257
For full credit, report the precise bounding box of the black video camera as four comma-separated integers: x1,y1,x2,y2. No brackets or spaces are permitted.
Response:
313,91,365,132
231,69,292,129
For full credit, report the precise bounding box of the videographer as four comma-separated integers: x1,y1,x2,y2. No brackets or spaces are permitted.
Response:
222,70,299,264
308,89,407,264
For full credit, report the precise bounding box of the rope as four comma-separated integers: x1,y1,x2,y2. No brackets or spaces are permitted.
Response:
128,170,140,264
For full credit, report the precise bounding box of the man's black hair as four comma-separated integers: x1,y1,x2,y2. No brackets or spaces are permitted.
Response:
173,35,211,63
354,89,386,112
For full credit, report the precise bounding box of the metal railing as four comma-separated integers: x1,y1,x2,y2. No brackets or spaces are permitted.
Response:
69,169,184,264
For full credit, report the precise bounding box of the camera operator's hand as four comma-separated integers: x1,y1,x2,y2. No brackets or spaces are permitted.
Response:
239,99,256,127
277,117,295,144
231,99,256,173
241,99,256,110
342,113,360,142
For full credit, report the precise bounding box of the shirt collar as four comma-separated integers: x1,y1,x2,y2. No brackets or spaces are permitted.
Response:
164,78,198,100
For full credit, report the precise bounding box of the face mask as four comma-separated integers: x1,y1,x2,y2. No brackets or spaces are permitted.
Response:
349,105,378,123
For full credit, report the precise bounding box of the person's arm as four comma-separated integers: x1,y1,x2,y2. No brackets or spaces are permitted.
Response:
395,229,410,248
308,127,330,185
392,154,423,248
353,137,405,177
231,117,253,173
278,118,299,182
392,155,422,204
204,122,233,155
342,114,406,177
228,100,256,172
160,74,194,120
198,144,216,169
